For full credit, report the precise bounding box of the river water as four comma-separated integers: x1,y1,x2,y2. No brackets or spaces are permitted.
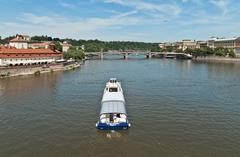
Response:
0,56,240,157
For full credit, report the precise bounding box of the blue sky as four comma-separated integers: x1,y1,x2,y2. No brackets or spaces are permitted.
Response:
0,0,239,42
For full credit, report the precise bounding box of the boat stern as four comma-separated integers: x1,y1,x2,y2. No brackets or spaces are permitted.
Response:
96,122,130,130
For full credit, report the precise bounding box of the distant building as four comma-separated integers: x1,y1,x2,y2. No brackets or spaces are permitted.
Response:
61,41,72,52
9,35,30,49
178,40,197,51
159,42,179,50
213,37,240,49
210,37,240,57
0,45,63,66
29,41,53,49
207,39,215,49
196,41,208,49
159,43,171,49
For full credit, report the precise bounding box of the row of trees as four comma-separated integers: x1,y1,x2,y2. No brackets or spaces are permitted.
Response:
0,35,16,44
74,40,160,52
184,47,236,58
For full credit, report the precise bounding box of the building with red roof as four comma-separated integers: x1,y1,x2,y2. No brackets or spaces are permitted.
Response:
29,41,53,49
0,45,63,66
0,34,64,66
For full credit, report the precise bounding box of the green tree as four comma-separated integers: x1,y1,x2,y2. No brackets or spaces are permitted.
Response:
54,42,63,52
31,35,53,42
64,47,85,60
228,49,236,58
175,49,183,53
214,47,231,57
150,46,161,52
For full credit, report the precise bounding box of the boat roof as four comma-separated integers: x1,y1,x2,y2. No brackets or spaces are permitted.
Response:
100,101,126,115
102,92,125,102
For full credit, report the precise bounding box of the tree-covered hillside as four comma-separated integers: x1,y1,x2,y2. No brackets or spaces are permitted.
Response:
0,35,160,52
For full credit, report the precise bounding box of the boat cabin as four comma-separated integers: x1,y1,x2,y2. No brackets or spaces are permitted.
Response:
105,78,121,93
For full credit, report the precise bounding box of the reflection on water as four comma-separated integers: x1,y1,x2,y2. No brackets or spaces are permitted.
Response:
0,58,240,157
97,130,129,139
0,72,64,97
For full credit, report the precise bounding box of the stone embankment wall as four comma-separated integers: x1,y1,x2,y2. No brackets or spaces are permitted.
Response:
193,56,240,63
0,62,80,78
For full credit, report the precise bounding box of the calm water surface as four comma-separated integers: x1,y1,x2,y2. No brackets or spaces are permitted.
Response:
0,56,240,157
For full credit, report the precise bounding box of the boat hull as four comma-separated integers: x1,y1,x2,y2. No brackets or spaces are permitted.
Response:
97,122,129,130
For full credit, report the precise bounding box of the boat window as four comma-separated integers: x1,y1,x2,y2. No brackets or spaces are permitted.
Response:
110,79,117,83
109,87,118,92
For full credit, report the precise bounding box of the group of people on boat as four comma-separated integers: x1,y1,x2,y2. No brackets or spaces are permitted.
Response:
100,113,127,124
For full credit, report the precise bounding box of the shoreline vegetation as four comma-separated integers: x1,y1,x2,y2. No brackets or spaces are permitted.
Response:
184,47,236,58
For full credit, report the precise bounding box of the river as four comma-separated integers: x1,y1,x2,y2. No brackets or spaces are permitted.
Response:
0,56,240,157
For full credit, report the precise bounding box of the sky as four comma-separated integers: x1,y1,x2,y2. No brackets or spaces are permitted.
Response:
0,0,239,42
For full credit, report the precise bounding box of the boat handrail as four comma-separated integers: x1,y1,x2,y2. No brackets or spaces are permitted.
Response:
99,112,127,116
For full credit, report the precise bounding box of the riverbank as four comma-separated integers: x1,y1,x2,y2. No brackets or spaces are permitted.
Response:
193,56,240,63
0,62,82,78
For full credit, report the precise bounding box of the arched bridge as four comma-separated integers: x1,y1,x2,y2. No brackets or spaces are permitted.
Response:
84,51,192,60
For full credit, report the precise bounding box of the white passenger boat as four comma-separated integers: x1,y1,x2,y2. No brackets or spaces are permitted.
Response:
96,78,130,130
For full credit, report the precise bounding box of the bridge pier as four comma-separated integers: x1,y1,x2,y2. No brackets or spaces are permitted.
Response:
123,53,128,59
146,52,152,59
163,53,167,58
100,53,104,60
149,52,152,59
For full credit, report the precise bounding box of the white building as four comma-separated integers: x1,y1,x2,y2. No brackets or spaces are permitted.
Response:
196,41,208,49
9,35,30,49
209,37,240,57
178,40,197,51
61,41,72,52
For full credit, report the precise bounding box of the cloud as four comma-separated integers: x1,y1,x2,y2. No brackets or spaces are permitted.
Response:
181,0,202,4
0,0,239,42
1,12,143,39
103,9,121,14
60,2,75,9
210,0,229,14
58,1,76,9
115,10,138,18
18,13,58,25
179,14,231,26
103,0,182,18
